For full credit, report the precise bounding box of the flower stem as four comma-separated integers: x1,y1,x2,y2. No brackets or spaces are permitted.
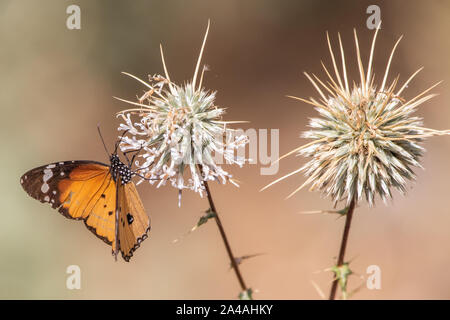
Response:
329,197,356,300
199,166,250,296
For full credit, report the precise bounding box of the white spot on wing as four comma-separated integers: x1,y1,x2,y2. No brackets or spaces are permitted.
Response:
47,164,56,169
44,196,50,202
60,172,64,176
43,169,53,182
41,183,49,193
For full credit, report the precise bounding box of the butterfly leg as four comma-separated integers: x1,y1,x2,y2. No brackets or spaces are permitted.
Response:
122,143,146,167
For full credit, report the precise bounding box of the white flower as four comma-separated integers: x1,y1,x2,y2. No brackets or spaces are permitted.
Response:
116,21,248,205
263,27,450,207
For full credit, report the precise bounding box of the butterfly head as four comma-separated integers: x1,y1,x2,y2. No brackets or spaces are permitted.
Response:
110,154,132,185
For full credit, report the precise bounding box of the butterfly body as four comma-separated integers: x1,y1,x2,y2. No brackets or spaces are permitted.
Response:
20,154,150,262
110,154,132,184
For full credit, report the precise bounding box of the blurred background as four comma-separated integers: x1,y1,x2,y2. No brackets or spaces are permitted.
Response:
1,0,450,299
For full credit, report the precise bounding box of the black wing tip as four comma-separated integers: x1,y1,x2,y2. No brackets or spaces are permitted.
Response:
19,172,29,188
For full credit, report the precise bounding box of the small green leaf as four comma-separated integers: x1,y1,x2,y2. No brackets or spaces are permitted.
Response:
330,262,353,300
239,288,253,300
196,208,217,229
336,207,349,216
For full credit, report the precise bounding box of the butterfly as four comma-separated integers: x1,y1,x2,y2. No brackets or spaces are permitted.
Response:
20,130,151,262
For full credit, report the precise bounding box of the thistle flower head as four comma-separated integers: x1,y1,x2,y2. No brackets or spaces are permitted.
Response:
263,27,449,206
116,21,248,204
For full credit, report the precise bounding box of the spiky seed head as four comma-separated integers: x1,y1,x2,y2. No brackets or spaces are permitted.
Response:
263,27,449,206
116,21,248,204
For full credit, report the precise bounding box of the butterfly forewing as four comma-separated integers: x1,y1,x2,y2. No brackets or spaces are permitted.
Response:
20,161,117,245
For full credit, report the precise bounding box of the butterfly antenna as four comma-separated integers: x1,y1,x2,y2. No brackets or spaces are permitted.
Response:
97,124,110,156
114,130,130,155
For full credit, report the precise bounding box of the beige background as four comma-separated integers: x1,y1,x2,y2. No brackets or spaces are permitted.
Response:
1,0,450,299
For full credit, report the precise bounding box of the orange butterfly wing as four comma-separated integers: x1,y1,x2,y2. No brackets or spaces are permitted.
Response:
21,161,117,246
117,179,151,261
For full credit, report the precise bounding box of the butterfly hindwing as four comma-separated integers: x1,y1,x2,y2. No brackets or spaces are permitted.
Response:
117,179,151,262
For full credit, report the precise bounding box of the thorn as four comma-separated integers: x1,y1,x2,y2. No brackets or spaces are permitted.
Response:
172,209,217,243
229,253,265,269
299,206,349,218
310,280,326,299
